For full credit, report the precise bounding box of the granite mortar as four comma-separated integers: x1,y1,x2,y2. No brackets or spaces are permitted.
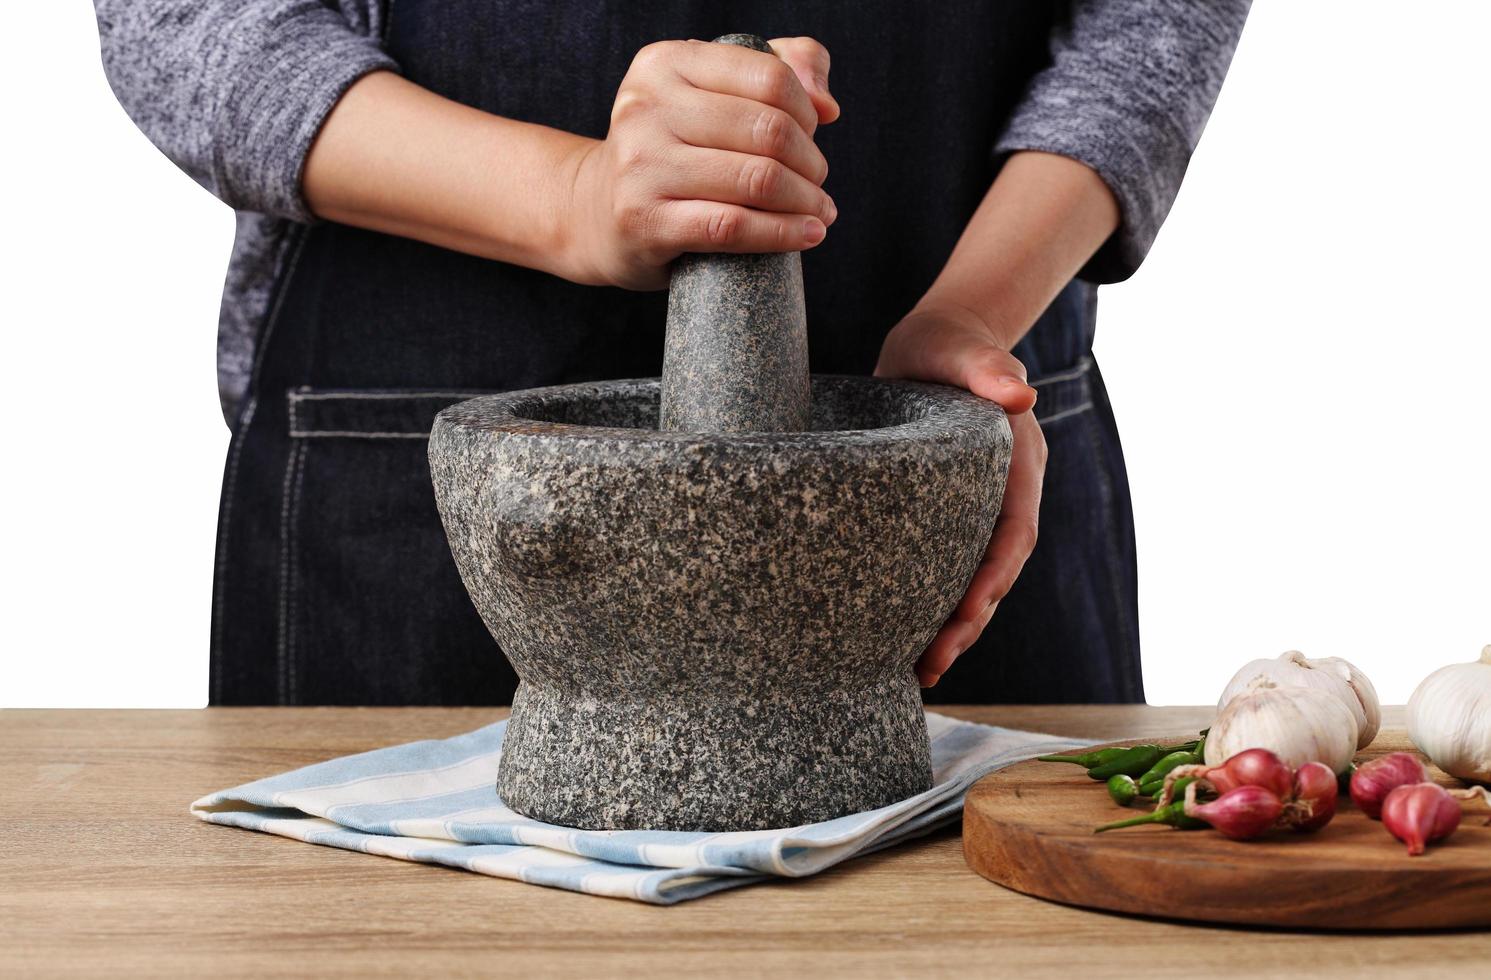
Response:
429,377,1011,830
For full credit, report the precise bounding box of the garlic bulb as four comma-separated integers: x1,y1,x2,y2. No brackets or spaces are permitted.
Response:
1205,678,1359,774
1407,646,1491,785
1218,650,1381,748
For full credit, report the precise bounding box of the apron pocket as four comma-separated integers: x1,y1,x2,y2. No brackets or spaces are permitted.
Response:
1032,357,1095,427
288,387,496,438
280,387,516,705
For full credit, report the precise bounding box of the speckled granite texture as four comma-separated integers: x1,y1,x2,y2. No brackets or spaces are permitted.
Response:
426,29,1011,831
661,251,811,433
429,377,1011,830
659,34,811,435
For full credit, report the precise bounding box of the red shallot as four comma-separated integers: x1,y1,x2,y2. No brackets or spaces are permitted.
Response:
1183,784,1285,840
1349,752,1429,819
1282,761,1338,832
1159,747,1293,806
1380,782,1461,855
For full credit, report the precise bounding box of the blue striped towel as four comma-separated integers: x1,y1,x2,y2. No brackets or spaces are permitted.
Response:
191,711,1089,904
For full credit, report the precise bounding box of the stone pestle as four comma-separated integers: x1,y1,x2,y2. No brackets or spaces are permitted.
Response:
660,33,813,434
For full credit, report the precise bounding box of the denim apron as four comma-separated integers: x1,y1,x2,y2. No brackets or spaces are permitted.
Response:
210,0,1142,706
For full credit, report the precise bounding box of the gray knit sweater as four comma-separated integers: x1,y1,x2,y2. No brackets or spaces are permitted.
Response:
93,1,1249,422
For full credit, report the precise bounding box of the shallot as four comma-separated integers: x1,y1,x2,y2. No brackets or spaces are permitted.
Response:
1159,747,1293,806
1380,782,1461,856
1348,752,1429,819
1183,784,1284,840
1283,761,1338,832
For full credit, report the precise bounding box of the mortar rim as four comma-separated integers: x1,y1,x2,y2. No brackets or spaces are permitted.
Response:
431,374,1010,450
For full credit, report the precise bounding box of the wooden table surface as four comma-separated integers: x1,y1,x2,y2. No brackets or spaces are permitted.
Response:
2,705,1485,977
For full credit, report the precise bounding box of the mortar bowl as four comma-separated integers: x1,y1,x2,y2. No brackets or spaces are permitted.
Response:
429,375,1011,831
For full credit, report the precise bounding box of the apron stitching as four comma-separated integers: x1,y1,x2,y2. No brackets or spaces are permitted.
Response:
1037,401,1094,426
1076,392,1124,698
210,395,258,705
276,440,308,705
1031,358,1092,388
289,391,490,401
289,431,432,440
247,225,308,705
288,442,309,705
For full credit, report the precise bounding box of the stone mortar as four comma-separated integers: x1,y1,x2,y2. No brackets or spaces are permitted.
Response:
429,377,1010,830
428,32,1011,831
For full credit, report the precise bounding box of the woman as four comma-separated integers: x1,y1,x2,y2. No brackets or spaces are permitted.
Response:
95,1,1249,706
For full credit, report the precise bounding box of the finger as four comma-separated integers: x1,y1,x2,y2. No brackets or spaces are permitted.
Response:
915,414,1047,687
955,413,1045,622
956,347,1039,414
768,36,839,124
665,145,836,225
667,89,829,185
917,618,979,688
652,199,827,254
671,40,820,136
914,565,1010,689
874,317,1036,413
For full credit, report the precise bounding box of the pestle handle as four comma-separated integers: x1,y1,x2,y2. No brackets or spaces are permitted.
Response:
658,34,813,434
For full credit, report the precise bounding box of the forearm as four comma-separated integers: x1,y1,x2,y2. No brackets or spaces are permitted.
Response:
303,71,595,281
914,151,1119,351
995,0,1250,281
95,0,396,218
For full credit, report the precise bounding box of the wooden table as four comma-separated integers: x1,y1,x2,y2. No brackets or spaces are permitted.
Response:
2,706,1484,977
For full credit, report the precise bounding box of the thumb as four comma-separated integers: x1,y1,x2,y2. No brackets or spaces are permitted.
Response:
956,344,1038,414
769,37,840,124
876,315,1037,414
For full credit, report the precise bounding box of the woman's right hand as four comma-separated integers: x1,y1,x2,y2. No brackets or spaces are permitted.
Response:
560,38,840,290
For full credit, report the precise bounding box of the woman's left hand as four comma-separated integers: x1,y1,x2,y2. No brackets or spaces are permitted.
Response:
874,304,1047,688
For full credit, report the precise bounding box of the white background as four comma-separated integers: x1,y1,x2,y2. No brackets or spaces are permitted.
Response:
3,2,1487,707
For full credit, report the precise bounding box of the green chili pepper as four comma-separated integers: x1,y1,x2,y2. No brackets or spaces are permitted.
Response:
1137,773,1198,801
1094,800,1207,833
1136,750,1197,787
1106,774,1139,806
1035,746,1130,768
1040,740,1196,772
1199,727,1211,737
1138,768,1198,799
1194,735,1206,758
1337,762,1356,796
1086,745,1164,780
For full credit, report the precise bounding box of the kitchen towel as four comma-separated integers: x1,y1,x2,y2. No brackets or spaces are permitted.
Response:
191,711,1090,904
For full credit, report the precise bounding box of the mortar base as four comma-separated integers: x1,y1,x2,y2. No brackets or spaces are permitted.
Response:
497,677,933,831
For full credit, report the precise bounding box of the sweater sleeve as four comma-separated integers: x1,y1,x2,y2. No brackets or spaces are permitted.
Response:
93,1,398,222
995,0,1251,283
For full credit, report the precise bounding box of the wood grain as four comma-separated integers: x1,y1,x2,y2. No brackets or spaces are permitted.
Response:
2,705,1486,979
964,728,1491,930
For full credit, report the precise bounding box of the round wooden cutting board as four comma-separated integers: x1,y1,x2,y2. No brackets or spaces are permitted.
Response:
964,731,1491,930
